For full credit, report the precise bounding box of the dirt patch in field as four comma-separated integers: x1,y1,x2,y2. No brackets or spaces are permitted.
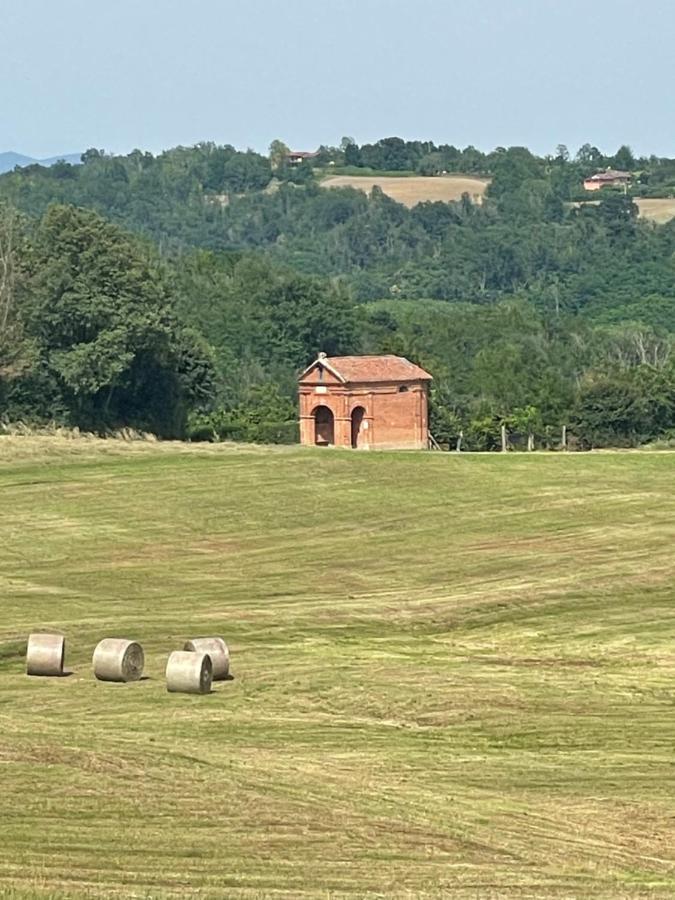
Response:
321,174,490,208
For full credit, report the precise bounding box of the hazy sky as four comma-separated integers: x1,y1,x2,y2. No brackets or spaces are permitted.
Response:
1,0,673,159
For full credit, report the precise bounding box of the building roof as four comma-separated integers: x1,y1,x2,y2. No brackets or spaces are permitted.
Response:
300,354,432,384
585,169,632,182
287,150,318,159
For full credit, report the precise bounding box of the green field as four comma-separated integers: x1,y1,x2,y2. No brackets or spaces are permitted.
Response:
2,438,675,898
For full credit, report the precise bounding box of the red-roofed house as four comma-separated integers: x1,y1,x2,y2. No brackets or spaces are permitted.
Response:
287,150,319,165
298,353,432,450
583,169,632,191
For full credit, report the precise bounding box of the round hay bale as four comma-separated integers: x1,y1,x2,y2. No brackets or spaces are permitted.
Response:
26,633,65,676
92,638,144,682
166,650,213,695
183,637,229,680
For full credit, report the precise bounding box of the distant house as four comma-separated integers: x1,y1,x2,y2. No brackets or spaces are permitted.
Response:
583,169,632,192
286,150,318,165
298,353,432,450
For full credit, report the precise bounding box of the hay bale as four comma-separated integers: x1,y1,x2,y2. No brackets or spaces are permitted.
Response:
26,633,65,676
166,650,213,694
92,638,144,682
183,637,229,680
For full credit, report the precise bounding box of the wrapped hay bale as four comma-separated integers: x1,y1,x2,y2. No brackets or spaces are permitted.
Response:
26,633,65,676
166,650,213,694
92,638,144,682
183,637,229,680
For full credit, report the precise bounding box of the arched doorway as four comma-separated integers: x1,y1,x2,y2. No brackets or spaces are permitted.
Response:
351,406,366,449
313,406,334,446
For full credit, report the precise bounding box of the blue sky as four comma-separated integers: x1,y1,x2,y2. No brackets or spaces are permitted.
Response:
1,0,673,158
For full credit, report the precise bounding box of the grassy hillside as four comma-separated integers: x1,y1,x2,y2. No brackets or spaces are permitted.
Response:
321,173,489,206
2,438,675,898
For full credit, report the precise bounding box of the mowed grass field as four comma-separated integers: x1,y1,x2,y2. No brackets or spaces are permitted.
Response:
321,174,489,207
2,438,675,898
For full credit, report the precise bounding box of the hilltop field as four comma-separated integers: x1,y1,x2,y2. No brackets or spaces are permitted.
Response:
2,438,675,898
635,198,675,224
322,173,675,222
321,173,490,206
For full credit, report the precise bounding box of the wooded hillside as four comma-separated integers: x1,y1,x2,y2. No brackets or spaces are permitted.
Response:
2,138,675,448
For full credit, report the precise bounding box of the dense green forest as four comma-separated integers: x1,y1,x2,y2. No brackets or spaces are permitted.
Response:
1,138,675,448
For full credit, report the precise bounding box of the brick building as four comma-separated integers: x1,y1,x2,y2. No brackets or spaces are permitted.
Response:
298,353,432,450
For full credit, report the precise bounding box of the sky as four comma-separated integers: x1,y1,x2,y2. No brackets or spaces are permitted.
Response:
1,0,673,160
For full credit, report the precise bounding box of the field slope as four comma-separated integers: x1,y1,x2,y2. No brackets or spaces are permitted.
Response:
635,198,675,224
321,174,489,206
1,438,675,898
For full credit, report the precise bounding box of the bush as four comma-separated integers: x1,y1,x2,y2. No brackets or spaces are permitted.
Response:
187,384,298,445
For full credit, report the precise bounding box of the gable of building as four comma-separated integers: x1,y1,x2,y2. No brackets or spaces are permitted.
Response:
299,361,344,386
299,354,432,386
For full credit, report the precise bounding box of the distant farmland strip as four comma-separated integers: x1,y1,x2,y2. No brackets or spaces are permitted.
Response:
323,175,675,223
321,174,490,207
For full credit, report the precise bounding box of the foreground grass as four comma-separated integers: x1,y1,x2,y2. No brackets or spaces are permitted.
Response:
1,438,675,898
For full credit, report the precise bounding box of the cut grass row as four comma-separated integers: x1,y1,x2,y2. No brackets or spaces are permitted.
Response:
1,438,675,897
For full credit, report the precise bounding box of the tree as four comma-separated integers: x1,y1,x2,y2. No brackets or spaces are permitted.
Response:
613,145,636,171
0,204,33,404
0,204,19,366
487,147,545,199
20,205,214,435
574,367,675,447
81,148,106,164
576,143,604,168
509,405,541,450
344,142,362,167
598,193,638,238
429,386,463,449
418,152,445,176
258,271,358,368
555,144,570,164
269,139,290,170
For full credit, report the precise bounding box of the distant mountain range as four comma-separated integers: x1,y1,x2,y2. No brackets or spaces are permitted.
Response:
0,151,82,175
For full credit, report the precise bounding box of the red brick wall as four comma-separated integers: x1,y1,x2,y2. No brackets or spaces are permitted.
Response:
299,380,428,450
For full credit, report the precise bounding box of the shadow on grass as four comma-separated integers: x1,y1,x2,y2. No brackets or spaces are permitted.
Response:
26,670,75,678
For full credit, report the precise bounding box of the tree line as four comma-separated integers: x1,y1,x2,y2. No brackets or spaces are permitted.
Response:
314,137,640,179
